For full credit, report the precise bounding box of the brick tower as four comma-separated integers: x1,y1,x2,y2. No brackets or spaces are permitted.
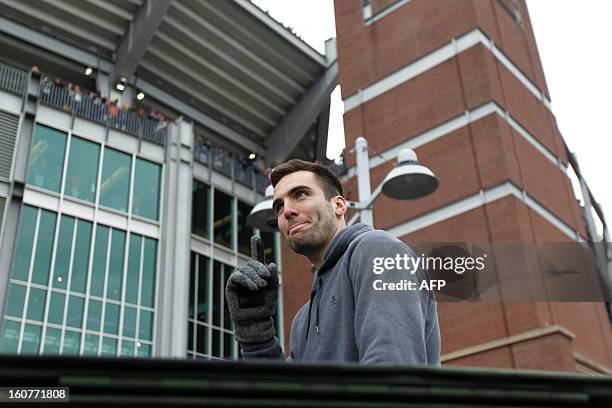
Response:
281,0,612,373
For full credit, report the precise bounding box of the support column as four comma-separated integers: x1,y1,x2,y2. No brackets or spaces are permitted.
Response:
96,71,111,98
157,118,194,357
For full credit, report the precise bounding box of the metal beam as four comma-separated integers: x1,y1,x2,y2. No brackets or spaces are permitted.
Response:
0,16,114,73
265,61,338,166
0,18,262,157
113,0,172,84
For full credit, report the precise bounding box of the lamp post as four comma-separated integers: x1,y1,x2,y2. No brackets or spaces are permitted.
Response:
247,136,439,232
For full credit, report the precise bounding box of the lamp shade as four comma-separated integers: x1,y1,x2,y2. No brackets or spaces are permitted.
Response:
381,149,438,200
247,185,278,232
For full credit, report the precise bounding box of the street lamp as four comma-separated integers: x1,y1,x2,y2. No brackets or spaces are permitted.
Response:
247,137,438,232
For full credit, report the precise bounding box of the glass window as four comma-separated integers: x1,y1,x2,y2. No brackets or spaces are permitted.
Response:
43,327,61,354
141,238,157,308
0,320,20,353
139,310,153,341
86,299,102,331
12,205,37,282
4,283,26,318
260,231,277,264
31,209,56,286
104,303,119,335
137,343,151,357
212,328,221,357
121,340,134,357
237,200,254,256
62,330,80,355
99,148,131,212
125,234,142,305
192,180,209,239
70,219,92,294
196,323,207,355
213,189,232,249
90,225,109,297
101,337,116,356
84,334,99,356
64,136,100,202
26,287,46,321
21,323,41,354
196,255,209,323
132,158,161,220
66,296,84,328
223,268,233,329
123,306,137,338
47,291,65,325
212,261,221,327
107,229,125,300
26,124,67,193
223,332,233,359
52,215,75,290
188,321,194,351
188,252,196,320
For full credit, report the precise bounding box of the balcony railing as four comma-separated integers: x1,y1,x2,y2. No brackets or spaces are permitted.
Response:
193,138,270,194
39,80,167,147
0,62,26,95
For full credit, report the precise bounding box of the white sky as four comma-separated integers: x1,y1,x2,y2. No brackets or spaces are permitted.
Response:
254,0,612,235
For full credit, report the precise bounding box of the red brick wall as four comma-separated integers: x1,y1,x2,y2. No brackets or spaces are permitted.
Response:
273,0,612,371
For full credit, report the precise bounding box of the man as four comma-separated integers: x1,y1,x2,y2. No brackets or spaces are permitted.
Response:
225,160,440,365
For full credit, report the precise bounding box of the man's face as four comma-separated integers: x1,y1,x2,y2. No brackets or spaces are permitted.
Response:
272,171,338,257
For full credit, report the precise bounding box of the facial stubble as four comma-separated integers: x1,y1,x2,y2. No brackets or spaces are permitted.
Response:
287,202,337,258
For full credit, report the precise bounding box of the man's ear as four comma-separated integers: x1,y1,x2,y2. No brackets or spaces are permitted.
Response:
334,195,348,217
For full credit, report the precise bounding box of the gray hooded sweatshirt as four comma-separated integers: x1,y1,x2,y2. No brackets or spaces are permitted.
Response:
241,223,441,365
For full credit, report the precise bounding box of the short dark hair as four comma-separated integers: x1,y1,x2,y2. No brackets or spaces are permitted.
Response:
270,159,344,200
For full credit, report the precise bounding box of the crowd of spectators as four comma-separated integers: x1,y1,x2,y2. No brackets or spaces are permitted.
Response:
37,68,173,134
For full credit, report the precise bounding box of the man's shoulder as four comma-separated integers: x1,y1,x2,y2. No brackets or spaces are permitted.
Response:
351,228,402,247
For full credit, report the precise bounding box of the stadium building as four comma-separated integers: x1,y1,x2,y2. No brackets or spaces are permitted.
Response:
0,0,610,374
0,0,337,359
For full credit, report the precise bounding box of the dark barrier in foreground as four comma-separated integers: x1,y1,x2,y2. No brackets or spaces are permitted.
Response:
0,355,611,407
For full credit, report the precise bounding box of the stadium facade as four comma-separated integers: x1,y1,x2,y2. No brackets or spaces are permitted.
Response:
0,0,611,374
0,0,337,359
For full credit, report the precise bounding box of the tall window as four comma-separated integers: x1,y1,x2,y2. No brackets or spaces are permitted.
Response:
132,158,161,221
192,180,210,239
64,136,100,202
99,148,131,212
237,200,254,256
24,123,162,221
213,189,232,249
0,205,158,357
187,254,236,359
26,124,67,192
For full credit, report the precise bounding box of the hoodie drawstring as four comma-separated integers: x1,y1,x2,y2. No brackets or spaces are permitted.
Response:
305,277,323,340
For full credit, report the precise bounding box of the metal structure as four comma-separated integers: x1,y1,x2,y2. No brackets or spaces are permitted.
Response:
1,355,612,406
0,0,336,162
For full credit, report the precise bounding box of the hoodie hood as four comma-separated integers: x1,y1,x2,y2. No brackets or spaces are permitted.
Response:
317,223,373,276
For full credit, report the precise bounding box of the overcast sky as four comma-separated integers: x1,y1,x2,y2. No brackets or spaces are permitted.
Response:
255,0,612,236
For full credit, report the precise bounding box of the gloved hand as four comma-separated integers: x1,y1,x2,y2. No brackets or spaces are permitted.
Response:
225,259,279,344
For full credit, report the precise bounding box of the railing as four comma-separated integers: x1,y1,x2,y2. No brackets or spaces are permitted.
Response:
193,137,270,194
0,62,26,95
1,355,612,406
39,80,167,147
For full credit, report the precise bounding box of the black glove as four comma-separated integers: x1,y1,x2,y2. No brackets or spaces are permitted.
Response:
225,238,279,344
